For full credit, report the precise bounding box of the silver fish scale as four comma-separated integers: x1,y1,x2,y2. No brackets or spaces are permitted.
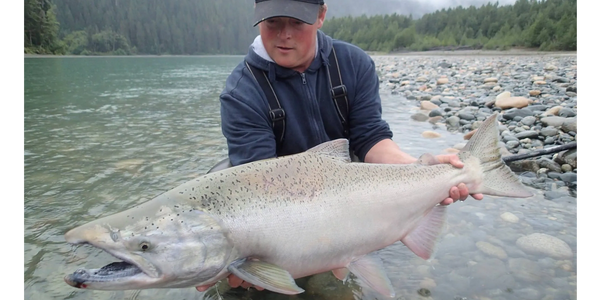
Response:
188,153,467,278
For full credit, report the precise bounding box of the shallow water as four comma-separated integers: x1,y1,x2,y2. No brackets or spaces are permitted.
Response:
24,56,576,300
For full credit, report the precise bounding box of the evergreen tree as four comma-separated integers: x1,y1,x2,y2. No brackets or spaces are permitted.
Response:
26,0,576,55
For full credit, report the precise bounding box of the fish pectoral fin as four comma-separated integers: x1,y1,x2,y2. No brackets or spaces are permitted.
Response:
401,205,447,260
347,254,395,298
332,267,349,282
227,259,304,295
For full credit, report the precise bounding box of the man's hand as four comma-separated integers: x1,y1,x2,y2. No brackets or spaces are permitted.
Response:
430,154,484,205
196,274,264,293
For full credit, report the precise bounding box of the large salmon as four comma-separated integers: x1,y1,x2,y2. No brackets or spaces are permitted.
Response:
64,113,532,297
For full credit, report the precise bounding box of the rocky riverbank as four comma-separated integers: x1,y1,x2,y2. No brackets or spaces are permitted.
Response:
372,54,577,194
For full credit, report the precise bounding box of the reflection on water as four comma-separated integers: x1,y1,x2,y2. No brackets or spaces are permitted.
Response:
24,57,576,300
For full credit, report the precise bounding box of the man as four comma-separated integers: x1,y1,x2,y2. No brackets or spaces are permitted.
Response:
197,0,483,293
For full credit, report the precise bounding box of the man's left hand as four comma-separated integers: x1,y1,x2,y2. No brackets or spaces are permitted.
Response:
430,154,484,205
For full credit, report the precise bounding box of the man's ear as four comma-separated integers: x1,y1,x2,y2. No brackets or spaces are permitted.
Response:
316,4,327,28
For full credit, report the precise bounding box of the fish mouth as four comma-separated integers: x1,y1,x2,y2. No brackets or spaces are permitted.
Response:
64,261,144,288
64,242,161,290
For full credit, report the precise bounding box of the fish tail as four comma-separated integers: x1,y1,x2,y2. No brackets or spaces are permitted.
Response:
459,113,533,198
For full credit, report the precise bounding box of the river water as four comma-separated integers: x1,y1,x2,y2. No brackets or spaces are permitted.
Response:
24,56,576,300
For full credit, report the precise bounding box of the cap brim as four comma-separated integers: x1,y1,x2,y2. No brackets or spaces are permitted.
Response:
254,1,320,26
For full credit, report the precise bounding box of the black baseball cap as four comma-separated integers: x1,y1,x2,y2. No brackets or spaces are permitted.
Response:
254,0,325,26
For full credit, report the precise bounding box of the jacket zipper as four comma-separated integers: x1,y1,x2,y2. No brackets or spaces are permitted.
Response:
300,72,326,141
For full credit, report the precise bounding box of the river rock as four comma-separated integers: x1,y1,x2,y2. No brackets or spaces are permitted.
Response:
508,258,544,282
515,130,539,139
463,129,476,140
540,126,559,136
495,96,532,109
540,116,567,127
555,149,577,168
446,116,460,127
476,241,508,260
516,233,573,259
503,108,534,121
543,106,562,116
561,117,577,132
422,131,441,138
558,108,576,118
410,112,429,122
500,212,519,223
538,158,563,173
521,116,536,126
429,109,443,118
420,100,439,110
496,91,511,101
468,258,515,291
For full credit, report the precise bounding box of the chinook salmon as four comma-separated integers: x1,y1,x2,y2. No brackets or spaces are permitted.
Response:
64,113,532,297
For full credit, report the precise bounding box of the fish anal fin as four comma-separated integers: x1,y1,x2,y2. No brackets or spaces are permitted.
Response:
347,254,396,298
401,205,447,260
227,259,304,295
332,267,349,281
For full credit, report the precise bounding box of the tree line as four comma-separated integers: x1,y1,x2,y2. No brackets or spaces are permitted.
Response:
24,0,576,55
25,0,257,55
321,0,576,52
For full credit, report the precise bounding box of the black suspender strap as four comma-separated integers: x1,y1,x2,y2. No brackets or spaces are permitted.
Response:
327,46,350,138
245,61,286,152
244,45,349,154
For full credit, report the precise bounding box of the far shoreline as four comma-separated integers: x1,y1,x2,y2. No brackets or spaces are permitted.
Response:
368,49,577,57
25,49,577,59
24,54,245,58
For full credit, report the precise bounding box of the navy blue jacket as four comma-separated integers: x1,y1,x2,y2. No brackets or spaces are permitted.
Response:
220,30,393,166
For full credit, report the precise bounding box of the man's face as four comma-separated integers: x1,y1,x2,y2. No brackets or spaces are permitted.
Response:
258,6,326,73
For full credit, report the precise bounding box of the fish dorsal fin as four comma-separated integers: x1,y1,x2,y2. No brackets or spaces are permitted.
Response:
306,139,351,163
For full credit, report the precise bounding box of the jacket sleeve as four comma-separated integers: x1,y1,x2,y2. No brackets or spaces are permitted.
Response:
346,49,394,161
220,67,277,166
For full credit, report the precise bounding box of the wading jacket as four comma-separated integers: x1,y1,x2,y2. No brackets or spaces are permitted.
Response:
220,30,393,166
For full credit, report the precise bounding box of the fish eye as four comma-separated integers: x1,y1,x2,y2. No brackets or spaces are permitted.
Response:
140,242,151,251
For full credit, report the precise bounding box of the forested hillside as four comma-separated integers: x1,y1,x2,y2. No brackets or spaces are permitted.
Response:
322,0,576,52
52,0,256,55
24,0,576,55
25,0,257,55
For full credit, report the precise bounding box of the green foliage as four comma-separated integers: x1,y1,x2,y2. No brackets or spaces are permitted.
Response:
25,0,576,55
394,26,416,49
62,30,87,54
25,0,65,54
90,30,131,54
51,0,257,55
321,0,576,52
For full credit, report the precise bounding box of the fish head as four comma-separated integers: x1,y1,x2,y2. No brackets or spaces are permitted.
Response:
64,200,233,290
